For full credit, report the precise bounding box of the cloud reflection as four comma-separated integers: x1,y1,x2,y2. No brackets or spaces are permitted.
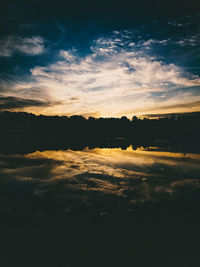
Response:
0,147,200,222
25,147,200,200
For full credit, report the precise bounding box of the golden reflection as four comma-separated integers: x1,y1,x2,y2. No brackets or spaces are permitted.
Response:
25,146,200,186
26,146,200,170
27,146,200,159
1,146,199,204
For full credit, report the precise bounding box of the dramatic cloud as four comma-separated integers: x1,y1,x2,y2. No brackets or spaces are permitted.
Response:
0,95,56,110
24,31,199,116
0,28,200,117
0,36,45,57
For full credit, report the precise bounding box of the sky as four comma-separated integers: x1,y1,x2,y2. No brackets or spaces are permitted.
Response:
0,0,200,118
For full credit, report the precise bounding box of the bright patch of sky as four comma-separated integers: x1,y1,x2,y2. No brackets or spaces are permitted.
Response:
0,13,200,117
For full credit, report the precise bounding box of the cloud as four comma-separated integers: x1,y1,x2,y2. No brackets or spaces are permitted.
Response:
120,99,200,117
59,49,77,61
168,21,185,27
1,30,200,116
167,15,200,47
0,36,45,57
0,95,58,110
176,34,200,47
142,39,168,47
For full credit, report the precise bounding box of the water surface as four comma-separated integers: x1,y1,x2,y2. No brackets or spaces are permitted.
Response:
0,145,200,266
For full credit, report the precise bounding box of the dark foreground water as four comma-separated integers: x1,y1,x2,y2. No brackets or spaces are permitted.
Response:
0,145,200,267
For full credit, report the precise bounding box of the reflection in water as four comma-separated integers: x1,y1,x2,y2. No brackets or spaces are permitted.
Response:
1,146,200,266
1,146,200,221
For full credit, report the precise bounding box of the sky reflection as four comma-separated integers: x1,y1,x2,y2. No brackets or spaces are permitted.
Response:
1,146,198,205
1,146,200,266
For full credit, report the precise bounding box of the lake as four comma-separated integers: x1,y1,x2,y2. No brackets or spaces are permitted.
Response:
0,145,200,266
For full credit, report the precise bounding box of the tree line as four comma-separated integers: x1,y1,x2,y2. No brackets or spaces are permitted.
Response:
0,111,200,142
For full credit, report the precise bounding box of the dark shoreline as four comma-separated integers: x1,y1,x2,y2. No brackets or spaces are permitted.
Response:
0,132,200,155
1,111,200,266
1,110,200,154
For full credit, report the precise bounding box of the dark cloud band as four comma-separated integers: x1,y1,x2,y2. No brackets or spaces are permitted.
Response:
0,95,55,109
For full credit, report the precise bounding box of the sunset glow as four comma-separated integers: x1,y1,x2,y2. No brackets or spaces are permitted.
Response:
0,10,199,117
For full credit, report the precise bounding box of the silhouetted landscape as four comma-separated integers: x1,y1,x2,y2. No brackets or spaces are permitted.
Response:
1,111,200,154
1,0,200,265
0,111,200,266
